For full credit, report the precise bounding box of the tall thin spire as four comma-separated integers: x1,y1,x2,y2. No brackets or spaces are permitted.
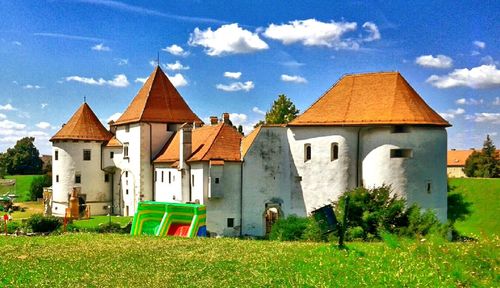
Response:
83,96,86,103
157,51,160,66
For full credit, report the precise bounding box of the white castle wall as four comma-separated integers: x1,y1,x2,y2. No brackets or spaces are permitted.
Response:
361,126,448,222
52,141,110,216
154,165,182,202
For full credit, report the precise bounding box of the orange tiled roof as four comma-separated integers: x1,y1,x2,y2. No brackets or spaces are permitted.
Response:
50,103,113,142
241,126,262,158
447,150,475,167
289,72,451,127
105,136,123,147
154,123,242,163
114,66,202,125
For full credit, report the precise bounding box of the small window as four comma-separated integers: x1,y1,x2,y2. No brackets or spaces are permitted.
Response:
392,126,409,133
126,189,129,195
304,144,311,162
125,125,130,132
192,175,195,187
390,149,413,158
123,143,129,158
110,151,114,159
154,171,157,182
331,143,339,161
75,174,81,184
227,218,235,228
104,174,109,182
55,150,58,161
161,171,164,182
83,149,91,161
215,177,220,184
426,181,432,194
168,171,171,184
56,175,59,182
125,171,128,178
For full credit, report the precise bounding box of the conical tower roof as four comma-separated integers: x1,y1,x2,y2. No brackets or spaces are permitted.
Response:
289,72,450,127
50,103,113,142
113,66,202,125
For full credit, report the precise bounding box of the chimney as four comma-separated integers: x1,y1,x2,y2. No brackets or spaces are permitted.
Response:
108,120,116,134
222,112,230,124
210,116,218,125
179,123,192,170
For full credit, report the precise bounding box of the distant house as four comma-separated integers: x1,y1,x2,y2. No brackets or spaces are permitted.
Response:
447,149,475,178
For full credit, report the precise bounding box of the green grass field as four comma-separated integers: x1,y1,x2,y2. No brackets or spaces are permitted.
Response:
3,175,41,202
0,234,498,287
449,178,499,238
0,178,498,287
72,216,133,230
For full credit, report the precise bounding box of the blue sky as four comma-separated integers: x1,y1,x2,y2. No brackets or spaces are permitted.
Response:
0,0,499,154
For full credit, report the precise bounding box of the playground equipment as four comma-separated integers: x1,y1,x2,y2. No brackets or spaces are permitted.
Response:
130,201,206,237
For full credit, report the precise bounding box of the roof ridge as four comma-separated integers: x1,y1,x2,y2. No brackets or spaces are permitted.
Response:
138,67,158,121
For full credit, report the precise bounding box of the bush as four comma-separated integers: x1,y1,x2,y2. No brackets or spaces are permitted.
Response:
26,214,61,233
269,215,309,241
6,221,23,234
98,222,123,233
30,175,51,201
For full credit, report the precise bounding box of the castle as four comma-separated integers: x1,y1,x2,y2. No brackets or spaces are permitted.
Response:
50,66,450,236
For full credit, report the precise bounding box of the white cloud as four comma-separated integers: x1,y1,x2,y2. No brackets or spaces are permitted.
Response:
226,112,257,134
0,119,26,130
280,60,305,67
162,44,189,56
164,60,189,71
41,103,48,109
23,84,41,89
455,98,483,105
466,113,500,124
65,74,130,87
167,73,188,87
281,74,307,83
216,81,254,92
149,60,158,67
493,97,500,105
91,43,111,51
0,113,6,119
362,22,380,42
12,41,22,46
252,107,265,115
415,54,453,69
473,41,485,49
189,23,269,56
224,72,242,79
438,108,465,121
480,56,498,65
135,77,148,84
263,19,360,49
107,112,122,123
35,122,51,129
116,58,128,65
426,65,500,89
0,104,16,111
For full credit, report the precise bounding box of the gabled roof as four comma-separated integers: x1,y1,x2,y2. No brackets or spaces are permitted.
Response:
114,66,202,125
50,103,113,142
447,149,475,167
104,136,123,148
154,123,242,163
289,72,450,127
241,126,261,158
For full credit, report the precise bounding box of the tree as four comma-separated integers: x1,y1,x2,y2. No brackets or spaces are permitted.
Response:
0,137,43,175
256,94,299,127
463,135,499,178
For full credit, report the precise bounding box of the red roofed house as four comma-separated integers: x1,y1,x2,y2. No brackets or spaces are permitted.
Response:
447,149,475,178
51,68,450,236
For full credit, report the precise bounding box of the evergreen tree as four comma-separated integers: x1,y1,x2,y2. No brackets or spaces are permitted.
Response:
264,94,299,124
463,135,499,178
0,137,43,175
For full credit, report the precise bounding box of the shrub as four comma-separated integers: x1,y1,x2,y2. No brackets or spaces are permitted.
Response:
30,175,51,201
98,222,123,233
6,221,23,234
26,214,61,233
269,215,309,241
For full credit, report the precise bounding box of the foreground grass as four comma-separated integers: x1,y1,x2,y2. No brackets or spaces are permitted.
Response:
449,178,500,238
0,234,498,287
3,175,40,202
72,216,133,230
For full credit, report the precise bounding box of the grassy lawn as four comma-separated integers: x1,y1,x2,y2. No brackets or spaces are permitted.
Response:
0,234,497,287
8,202,44,220
3,175,41,202
449,178,500,238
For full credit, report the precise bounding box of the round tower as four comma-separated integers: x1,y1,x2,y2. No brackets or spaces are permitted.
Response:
50,103,113,217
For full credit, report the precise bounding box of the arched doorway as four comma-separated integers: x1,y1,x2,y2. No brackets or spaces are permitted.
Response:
264,203,283,236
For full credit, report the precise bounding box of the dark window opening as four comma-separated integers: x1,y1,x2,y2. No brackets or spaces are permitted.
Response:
110,151,114,159
227,218,235,228
104,174,109,182
161,171,164,182
83,149,91,161
304,144,311,162
126,189,129,195
192,175,195,187
390,149,413,158
75,174,81,184
392,125,409,133
168,171,171,184
427,182,432,194
331,143,339,161
215,177,220,184
56,175,59,182
125,171,128,178
154,171,157,182
55,150,58,161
